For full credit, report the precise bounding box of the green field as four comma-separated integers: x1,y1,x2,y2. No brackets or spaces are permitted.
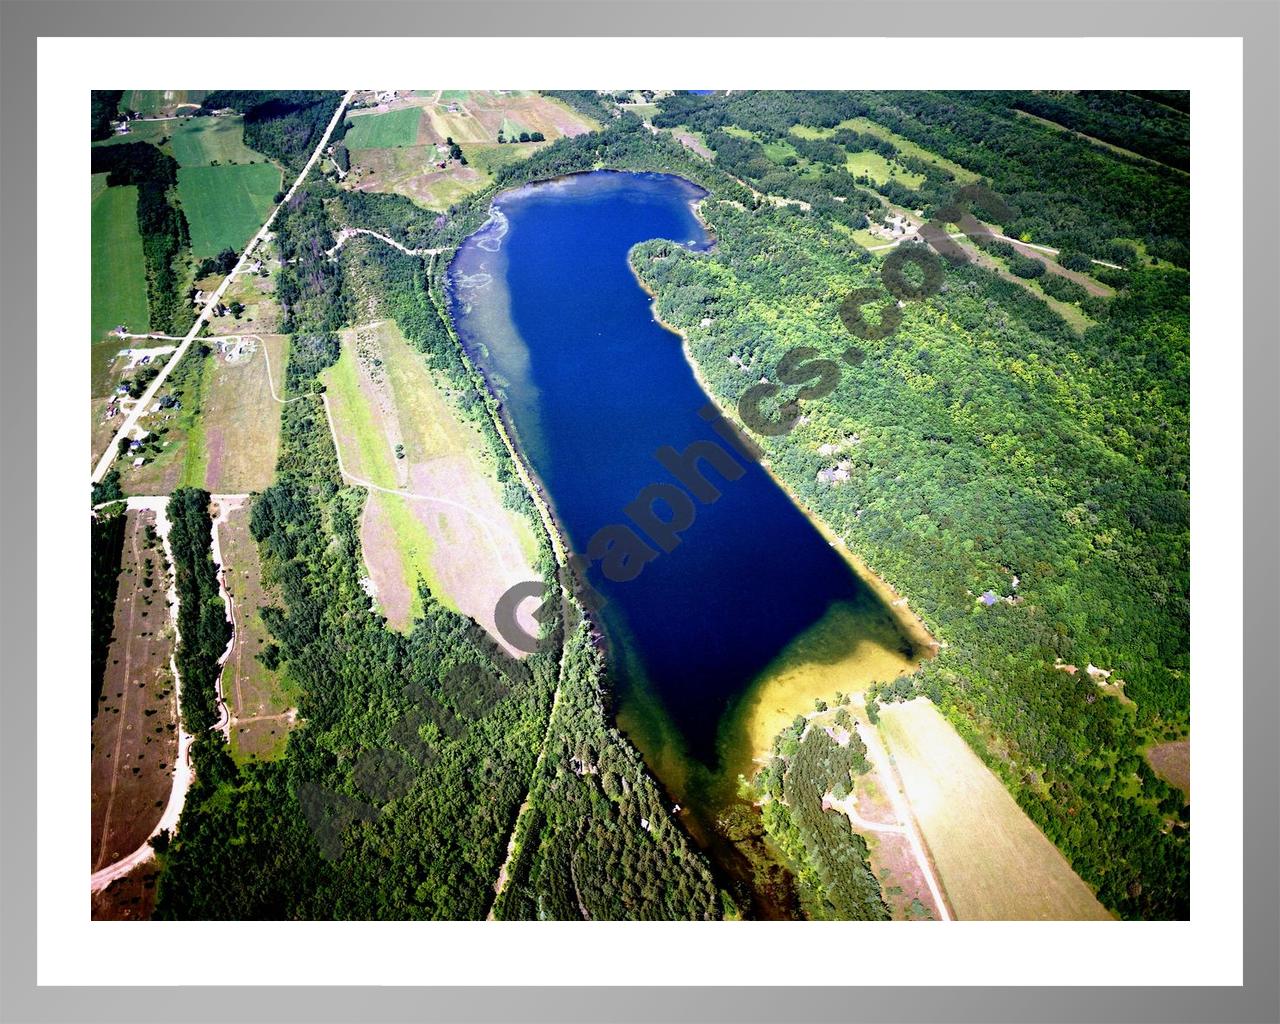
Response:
844,149,926,189
168,115,265,167
91,175,149,342
177,163,281,258
345,107,422,149
499,115,529,140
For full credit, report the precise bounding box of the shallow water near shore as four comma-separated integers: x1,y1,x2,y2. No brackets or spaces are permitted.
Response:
448,170,921,916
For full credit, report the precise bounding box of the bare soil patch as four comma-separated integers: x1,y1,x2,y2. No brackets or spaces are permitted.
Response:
1145,739,1190,796
91,860,162,921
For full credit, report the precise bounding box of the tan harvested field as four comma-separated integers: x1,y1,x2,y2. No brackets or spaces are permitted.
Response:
323,319,540,651
91,509,180,873
91,861,161,921
195,335,289,493
1145,739,1190,797
218,501,296,763
877,698,1112,920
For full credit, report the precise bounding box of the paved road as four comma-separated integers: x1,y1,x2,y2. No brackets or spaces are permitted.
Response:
92,89,356,486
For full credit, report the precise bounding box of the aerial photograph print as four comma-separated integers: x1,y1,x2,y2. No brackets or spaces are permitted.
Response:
87,87,1190,923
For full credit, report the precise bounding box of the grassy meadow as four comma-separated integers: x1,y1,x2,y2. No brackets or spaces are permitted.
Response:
345,106,423,149
91,175,149,342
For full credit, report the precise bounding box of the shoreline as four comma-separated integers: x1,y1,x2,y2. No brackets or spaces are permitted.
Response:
628,254,940,657
628,253,942,771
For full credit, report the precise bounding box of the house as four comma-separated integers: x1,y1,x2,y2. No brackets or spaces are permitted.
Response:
980,590,999,606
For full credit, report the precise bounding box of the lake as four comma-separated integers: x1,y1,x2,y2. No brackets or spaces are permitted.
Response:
448,170,919,912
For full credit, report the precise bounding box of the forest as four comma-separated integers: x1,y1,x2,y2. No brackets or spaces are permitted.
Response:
166,488,231,735
653,90,1189,267
492,623,724,920
631,90,1189,918
753,712,888,921
90,503,127,717
90,89,122,142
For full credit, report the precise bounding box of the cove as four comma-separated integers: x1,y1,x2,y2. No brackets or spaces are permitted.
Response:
448,171,920,913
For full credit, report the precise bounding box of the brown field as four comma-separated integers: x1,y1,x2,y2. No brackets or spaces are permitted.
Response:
323,319,540,651
1145,739,1190,797
91,861,161,921
196,335,289,493
217,501,296,763
91,509,179,873
863,828,942,921
877,698,1112,920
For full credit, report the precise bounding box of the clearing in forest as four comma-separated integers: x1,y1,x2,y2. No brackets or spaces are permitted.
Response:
218,501,296,763
877,697,1112,920
322,319,540,650
1144,738,1190,797
91,508,180,873
792,117,981,184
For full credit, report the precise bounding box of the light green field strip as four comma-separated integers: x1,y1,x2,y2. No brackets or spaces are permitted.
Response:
119,89,207,116
177,163,282,258
323,341,448,623
91,178,149,343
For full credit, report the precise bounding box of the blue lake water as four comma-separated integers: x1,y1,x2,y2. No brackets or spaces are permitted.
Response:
448,171,910,807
